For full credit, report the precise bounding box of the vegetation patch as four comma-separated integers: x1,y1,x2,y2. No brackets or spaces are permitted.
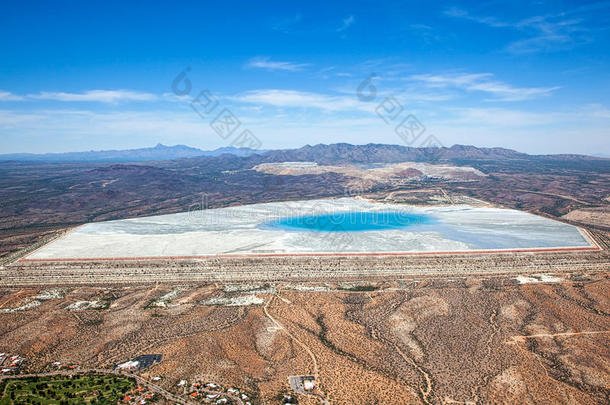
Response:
199,294,264,306
66,300,108,311
0,373,136,405
338,284,379,292
0,289,65,313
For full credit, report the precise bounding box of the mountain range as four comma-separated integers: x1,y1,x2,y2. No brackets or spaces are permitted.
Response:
1,142,606,164
0,143,266,162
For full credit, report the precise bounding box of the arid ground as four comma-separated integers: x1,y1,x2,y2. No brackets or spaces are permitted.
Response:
0,272,608,404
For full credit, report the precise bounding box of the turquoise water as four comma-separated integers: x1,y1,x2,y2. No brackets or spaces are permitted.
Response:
262,211,435,232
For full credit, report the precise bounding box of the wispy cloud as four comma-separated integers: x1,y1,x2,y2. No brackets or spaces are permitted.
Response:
28,90,157,103
443,7,509,28
437,103,610,129
443,4,608,54
0,91,25,101
407,24,443,43
0,108,215,147
2,101,609,154
584,103,610,119
245,57,310,71
337,15,355,32
271,13,302,32
232,89,365,112
507,15,590,54
410,73,559,101
447,107,559,127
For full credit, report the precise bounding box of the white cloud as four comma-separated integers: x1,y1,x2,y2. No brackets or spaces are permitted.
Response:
580,103,610,119
446,107,559,127
443,5,604,54
2,101,609,155
28,90,158,103
245,57,309,71
0,108,215,149
232,89,367,112
409,73,559,101
438,104,610,129
0,91,24,101
443,7,510,28
337,15,355,32
507,15,588,54
271,14,302,32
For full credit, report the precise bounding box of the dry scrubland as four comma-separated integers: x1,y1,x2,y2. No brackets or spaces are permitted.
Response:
0,273,608,404
563,207,610,228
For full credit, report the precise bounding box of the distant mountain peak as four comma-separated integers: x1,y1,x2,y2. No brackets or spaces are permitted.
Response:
0,144,265,163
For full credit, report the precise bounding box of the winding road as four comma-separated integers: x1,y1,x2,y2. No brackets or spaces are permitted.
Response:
263,292,329,405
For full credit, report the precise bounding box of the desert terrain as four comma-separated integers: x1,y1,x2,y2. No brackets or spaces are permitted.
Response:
0,272,608,404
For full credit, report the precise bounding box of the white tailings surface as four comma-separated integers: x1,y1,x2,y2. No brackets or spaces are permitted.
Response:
26,198,592,259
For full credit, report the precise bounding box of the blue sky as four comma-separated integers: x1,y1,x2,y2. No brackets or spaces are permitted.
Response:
1,0,609,155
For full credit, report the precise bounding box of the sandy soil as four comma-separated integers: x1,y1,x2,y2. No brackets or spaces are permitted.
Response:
0,274,608,404
563,207,610,228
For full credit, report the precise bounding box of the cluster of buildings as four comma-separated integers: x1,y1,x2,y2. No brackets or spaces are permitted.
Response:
122,385,157,404
50,361,80,370
0,353,24,374
182,380,252,404
288,375,316,395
